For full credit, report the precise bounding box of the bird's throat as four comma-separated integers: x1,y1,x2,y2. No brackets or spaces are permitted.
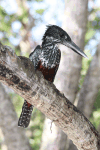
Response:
40,43,61,69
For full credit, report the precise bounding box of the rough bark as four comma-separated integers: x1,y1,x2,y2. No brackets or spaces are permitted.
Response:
77,43,100,119
0,82,32,150
0,43,100,150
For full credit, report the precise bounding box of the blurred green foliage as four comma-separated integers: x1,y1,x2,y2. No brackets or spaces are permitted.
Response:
89,7,100,30
94,91,100,109
79,50,92,88
85,28,96,44
0,6,16,46
90,90,100,129
90,109,100,129
35,9,45,15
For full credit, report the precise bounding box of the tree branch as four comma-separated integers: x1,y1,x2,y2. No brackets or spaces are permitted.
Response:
0,42,100,150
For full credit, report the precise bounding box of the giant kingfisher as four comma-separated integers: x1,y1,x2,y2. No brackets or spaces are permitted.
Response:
18,25,87,128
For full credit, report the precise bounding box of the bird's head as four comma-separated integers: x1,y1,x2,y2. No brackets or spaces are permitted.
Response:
42,25,87,58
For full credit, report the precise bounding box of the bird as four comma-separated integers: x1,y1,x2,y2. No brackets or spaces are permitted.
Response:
18,25,87,128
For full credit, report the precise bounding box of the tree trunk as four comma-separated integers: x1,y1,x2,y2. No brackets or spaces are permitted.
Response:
77,42,100,119
15,0,35,54
40,0,88,149
0,83,31,150
56,0,88,103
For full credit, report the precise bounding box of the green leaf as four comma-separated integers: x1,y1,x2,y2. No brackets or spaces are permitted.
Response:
85,29,95,44
35,9,45,15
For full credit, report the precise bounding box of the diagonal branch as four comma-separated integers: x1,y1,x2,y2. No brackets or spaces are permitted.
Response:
0,42,100,150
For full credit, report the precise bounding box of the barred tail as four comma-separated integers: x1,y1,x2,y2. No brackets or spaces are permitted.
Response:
18,100,33,128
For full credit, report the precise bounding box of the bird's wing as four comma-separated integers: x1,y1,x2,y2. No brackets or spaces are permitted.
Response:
29,45,42,70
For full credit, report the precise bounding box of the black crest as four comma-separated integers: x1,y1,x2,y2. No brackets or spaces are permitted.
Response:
42,25,71,43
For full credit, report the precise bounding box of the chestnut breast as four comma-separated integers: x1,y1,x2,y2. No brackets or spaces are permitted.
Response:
37,61,58,82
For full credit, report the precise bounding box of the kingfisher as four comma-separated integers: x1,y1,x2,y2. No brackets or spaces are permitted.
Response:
18,25,87,128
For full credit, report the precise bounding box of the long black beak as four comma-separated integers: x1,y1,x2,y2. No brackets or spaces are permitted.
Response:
64,40,88,58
